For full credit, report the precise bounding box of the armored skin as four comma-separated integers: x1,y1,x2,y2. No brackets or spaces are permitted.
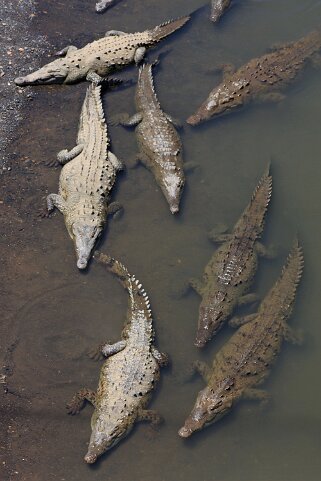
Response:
67,253,168,464
210,0,232,23
114,63,185,214
179,242,304,438
14,16,190,86
191,166,272,347
46,83,122,269
187,30,321,125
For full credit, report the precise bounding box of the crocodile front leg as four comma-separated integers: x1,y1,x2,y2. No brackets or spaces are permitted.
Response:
256,242,277,259
189,277,205,296
57,143,84,164
105,30,126,37
137,408,163,428
242,388,270,404
66,388,97,415
134,47,146,65
283,325,303,345
164,113,183,129
46,193,67,214
189,360,212,383
108,151,123,171
238,293,259,306
55,45,78,57
151,347,169,367
228,313,258,328
107,202,123,218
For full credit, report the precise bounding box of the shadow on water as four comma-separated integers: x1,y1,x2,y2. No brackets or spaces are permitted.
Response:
1,0,321,480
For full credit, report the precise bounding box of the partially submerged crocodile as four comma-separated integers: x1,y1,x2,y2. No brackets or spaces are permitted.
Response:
114,63,185,213
210,0,232,23
187,30,321,125
67,252,168,464
14,16,190,86
191,166,272,347
95,0,119,14
46,82,122,269
179,241,304,438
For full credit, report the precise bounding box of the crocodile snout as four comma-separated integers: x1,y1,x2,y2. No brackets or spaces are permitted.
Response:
178,426,192,438
84,453,98,464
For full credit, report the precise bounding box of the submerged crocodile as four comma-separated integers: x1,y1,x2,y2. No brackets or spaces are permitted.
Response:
190,166,272,347
210,0,232,23
179,241,304,438
14,16,190,86
187,30,321,125
114,63,185,213
46,82,122,269
95,0,119,14
67,252,168,463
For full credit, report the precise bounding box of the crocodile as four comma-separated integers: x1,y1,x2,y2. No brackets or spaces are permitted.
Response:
187,30,321,125
95,0,119,14
190,166,272,347
46,82,122,269
210,0,232,23
113,63,185,213
14,16,190,86
67,252,168,464
178,241,304,438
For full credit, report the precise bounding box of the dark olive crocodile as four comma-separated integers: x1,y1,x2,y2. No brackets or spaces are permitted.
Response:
14,16,190,86
67,252,168,464
114,63,185,214
210,0,232,23
187,30,321,125
190,166,272,347
179,242,304,438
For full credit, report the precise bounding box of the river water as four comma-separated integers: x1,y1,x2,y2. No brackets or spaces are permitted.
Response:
1,0,321,480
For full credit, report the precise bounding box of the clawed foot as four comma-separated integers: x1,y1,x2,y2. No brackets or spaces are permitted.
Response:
37,206,52,219
87,344,104,361
45,159,59,168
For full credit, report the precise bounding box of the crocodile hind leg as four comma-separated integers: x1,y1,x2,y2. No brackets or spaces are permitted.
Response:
88,340,127,361
46,193,67,214
57,143,84,165
283,325,303,345
134,47,147,65
108,151,123,171
189,277,205,296
55,45,78,57
137,409,163,428
111,112,143,127
66,388,97,415
151,347,169,367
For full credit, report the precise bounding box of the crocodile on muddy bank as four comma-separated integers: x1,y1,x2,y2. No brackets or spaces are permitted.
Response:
187,30,321,125
14,16,190,86
190,165,272,347
179,241,304,438
113,62,185,214
46,82,122,269
67,252,168,464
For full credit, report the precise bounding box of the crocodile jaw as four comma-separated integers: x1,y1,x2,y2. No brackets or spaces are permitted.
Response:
71,222,103,270
195,303,226,347
15,60,69,86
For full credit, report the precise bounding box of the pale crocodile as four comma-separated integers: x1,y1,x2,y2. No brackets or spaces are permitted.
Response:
67,252,168,464
46,82,122,269
210,0,232,23
14,16,190,86
187,30,321,125
114,63,185,213
179,241,304,438
190,166,272,347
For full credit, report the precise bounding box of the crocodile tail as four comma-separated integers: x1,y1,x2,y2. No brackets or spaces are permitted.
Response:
94,251,130,284
149,15,190,43
237,163,272,236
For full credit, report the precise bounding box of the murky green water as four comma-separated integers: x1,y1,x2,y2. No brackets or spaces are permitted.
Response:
4,0,321,479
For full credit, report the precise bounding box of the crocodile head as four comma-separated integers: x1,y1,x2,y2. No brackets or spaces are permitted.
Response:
157,159,185,214
195,291,229,347
84,419,131,464
70,221,103,270
187,79,249,125
15,58,70,86
178,384,233,438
